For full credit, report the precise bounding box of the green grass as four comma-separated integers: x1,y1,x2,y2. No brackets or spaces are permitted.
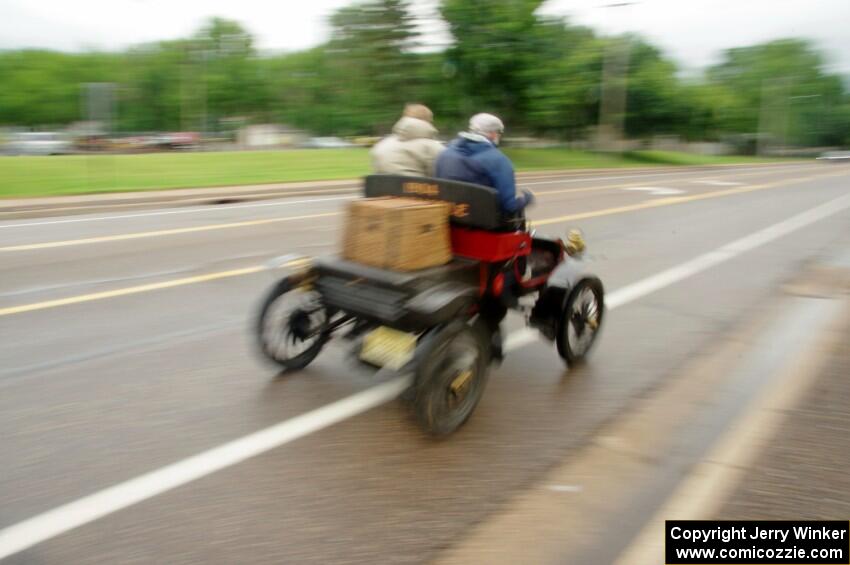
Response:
0,149,372,198
619,150,779,166
507,148,784,169
0,147,787,199
506,148,643,170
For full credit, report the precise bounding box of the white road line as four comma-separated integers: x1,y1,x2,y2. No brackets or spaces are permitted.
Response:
614,296,842,565
1,192,849,559
521,171,697,187
0,194,358,229
518,163,812,188
692,179,742,187
621,186,685,196
607,193,850,310
547,484,584,493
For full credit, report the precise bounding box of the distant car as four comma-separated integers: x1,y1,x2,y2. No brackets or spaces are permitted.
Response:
145,132,199,151
6,132,72,156
351,136,382,147
816,150,850,162
110,136,149,152
300,136,355,149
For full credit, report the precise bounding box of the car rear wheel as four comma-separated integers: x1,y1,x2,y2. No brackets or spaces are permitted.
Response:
414,321,490,437
256,279,329,372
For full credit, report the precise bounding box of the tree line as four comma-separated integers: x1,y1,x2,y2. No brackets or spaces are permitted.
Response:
0,0,847,149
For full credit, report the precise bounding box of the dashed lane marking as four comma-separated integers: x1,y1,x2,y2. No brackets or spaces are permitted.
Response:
692,179,743,186
533,168,847,226
621,186,685,196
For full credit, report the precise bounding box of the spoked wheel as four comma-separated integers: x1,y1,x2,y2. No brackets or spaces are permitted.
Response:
557,277,605,366
414,321,490,437
256,279,330,372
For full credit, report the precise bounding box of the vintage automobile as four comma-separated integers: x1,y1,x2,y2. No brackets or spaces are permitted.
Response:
255,174,605,436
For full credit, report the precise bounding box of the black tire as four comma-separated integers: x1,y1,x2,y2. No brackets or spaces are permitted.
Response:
414,321,490,437
557,277,604,366
256,279,329,372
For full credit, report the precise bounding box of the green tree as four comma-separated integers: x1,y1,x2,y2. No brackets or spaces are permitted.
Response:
622,39,690,138
521,22,603,139
326,0,422,134
706,39,850,147
191,18,268,131
0,50,122,127
264,48,339,134
440,0,547,125
119,41,186,131
2,4,847,150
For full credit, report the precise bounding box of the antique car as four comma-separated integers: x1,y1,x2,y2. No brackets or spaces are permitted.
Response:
256,174,604,436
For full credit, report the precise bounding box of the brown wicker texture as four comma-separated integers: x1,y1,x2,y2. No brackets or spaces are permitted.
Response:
342,197,452,271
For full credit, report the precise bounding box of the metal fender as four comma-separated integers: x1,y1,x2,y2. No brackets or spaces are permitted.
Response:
530,257,603,341
547,257,595,293
406,282,479,319
264,253,316,287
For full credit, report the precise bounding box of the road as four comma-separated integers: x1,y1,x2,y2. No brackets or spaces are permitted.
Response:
1,162,848,563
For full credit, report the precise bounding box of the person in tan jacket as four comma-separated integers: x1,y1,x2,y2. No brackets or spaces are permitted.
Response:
370,104,444,177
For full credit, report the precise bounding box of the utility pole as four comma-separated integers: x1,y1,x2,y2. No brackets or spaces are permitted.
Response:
598,35,631,152
756,79,771,156
180,45,190,132
596,2,637,152
81,82,116,190
83,82,114,132
787,93,821,150
199,49,208,138
757,77,795,156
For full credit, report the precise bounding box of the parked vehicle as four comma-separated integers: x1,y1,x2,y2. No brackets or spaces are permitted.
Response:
6,132,72,155
299,136,356,149
149,132,200,150
816,150,850,162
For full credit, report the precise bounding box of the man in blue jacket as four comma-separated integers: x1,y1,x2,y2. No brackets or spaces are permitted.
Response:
436,114,535,362
435,113,535,218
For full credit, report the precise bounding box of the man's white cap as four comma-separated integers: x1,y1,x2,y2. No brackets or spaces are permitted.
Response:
469,113,504,135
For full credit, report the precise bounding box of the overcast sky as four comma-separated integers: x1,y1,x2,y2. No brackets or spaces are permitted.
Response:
1,0,848,74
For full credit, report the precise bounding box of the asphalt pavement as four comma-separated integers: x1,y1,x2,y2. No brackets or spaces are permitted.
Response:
1,162,848,563
716,299,850,521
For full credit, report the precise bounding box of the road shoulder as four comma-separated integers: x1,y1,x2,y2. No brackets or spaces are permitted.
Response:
434,258,850,565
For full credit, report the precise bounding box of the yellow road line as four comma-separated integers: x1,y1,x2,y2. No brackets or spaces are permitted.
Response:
0,167,845,317
0,212,338,252
0,266,265,317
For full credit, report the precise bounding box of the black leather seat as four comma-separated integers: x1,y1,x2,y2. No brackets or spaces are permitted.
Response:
363,174,522,232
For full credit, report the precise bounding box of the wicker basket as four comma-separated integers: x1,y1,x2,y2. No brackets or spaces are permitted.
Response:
342,197,452,271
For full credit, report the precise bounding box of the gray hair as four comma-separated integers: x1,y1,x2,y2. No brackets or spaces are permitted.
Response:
469,113,504,135
403,103,434,123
